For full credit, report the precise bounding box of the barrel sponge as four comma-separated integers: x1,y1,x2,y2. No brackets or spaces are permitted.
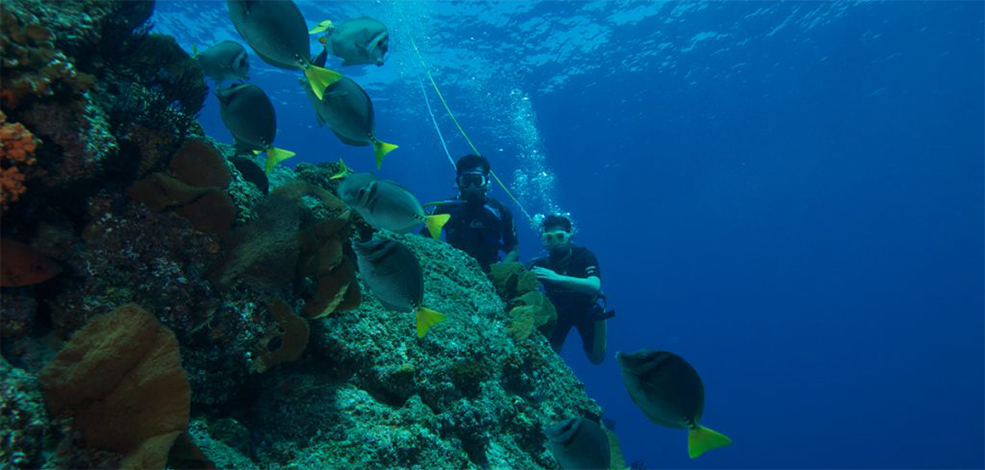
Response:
38,304,191,470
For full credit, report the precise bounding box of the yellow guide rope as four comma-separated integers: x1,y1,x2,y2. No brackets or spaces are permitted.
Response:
410,36,534,222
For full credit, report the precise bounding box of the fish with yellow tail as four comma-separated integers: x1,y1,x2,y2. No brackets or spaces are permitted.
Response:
215,84,295,173
302,72,397,168
227,0,342,100
353,237,446,338
616,349,732,459
339,172,450,240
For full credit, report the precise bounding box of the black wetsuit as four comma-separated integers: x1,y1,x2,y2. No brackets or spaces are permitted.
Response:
424,197,518,271
529,246,602,354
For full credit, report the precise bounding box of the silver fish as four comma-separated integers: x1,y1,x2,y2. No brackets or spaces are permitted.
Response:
616,349,732,459
546,418,610,470
353,237,445,337
194,40,250,82
338,173,449,239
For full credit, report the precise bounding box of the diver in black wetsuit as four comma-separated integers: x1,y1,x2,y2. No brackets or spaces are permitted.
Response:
528,214,609,364
423,154,519,272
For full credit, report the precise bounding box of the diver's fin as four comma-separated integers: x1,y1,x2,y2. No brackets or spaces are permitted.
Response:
373,139,398,168
309,20,333,35
424,213,451,240
264,147,296,173
330,157,351,180
416,306,447,338
304,65,343,101
687,424,732,459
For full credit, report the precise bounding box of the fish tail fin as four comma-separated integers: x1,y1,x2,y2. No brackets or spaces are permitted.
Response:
687,424,732,459
330,157,351,180
309,20,334,35
415,306,446,338
265,147,296,173
191,43,199,58
424,213,451,240
304,65,343,101
373,140,398,168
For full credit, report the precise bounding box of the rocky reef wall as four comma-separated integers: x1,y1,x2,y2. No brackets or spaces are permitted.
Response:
0,1,609,469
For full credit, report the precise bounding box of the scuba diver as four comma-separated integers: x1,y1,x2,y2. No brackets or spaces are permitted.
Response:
528,214,613,364
423,154,519,271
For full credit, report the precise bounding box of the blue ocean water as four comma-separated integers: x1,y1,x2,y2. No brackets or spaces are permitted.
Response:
156,1,984,468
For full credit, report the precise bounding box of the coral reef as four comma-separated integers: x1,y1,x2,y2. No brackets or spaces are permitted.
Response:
0,1,612,469
248,233,605,469
508,291,558,342
489,261,540,300
128,138,236,235
216,182,359,319
0,111,40,212
0,359,52,469
184,418,257,470
252,299,310,373
39,304,191,470
489,262,558,342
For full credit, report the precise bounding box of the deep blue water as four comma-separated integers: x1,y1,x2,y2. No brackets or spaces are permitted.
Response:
156,1,984,468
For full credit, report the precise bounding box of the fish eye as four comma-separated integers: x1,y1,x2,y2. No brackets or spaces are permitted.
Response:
33,263,45,272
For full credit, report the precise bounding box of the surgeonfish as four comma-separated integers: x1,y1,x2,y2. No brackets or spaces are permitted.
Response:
302,75,397,168
338,172,450,239
215,84,295,173
545,418,611,470
0,238,61,287
193,40,250,82
352,237,446,338
227,0,341,100
616,349,732,459
310,17,390,66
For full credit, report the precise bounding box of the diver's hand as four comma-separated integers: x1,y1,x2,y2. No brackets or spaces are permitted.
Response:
533,267,563,283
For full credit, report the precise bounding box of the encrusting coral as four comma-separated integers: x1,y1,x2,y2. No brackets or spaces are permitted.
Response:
128,138,236,235
216,181,360,318
252,299,311,373
0,111,39,212
0,358,52,469
38,303,191,470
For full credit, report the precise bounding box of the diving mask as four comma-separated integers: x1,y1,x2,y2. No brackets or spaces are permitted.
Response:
457,172,488,189
541,230,571,245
